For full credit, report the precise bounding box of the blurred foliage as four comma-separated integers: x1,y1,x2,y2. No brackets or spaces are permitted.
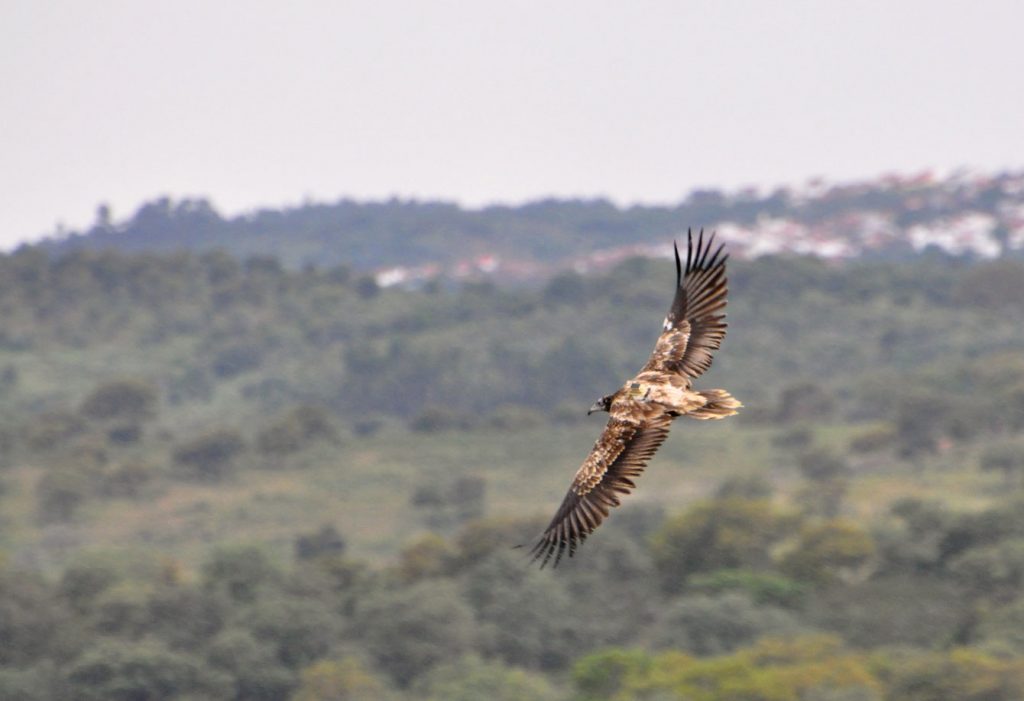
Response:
172,428,245,482
412,655,562,701
257,404,338,457
0,244,1023,698
651,498,797,593
1,490,1024,697
292,657,397,701
79,378,158,423
780,520,875,586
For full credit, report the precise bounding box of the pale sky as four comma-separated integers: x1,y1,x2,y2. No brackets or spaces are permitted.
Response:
2,0,1023,248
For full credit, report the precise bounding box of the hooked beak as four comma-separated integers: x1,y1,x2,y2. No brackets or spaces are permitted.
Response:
587,401,603,415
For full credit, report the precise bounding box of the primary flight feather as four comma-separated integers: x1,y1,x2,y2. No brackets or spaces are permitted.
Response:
529,229,741,567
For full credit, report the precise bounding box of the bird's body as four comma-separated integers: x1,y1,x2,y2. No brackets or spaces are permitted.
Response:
529,230,741,567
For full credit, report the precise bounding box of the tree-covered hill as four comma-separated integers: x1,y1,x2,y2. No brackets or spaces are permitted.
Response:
2,246,1022,433
34,168,1024,273
2,245,1024,698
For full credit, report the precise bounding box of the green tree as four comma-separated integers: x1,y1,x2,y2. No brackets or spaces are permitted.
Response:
207,628,296,701
688,569,807,609
355,580,477,687
949,538,1024,601
0,567,80,667
91,581,150,637
649,592,804,655
201,545,282,603
58,558,121,615
893,390,947,457
413,655,562,701
877,648,1024,701
257,404,339,456
651,498,796,593
146,581,229,649
63,639,232,701
292,657,397,701
461,550,589,670
245,596,339,669
572,648,651,701
396,533,457,582
780,519,875,586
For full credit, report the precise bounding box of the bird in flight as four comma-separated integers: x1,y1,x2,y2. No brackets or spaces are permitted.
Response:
529,230,741,567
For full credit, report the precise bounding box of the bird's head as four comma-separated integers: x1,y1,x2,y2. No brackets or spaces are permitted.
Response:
587,394,614,415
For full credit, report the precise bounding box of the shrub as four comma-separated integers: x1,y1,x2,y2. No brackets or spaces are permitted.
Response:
484,404,544,430
294,524,347,561
211,343,263,378
714,474,774,500
172,428,245,481
775,381,835,423
106,423,141,445
36,470,91,523
79,378,158,422
99,460,155,498
410,406,467,433
980,440,1024,486
848,423,898,453
798,448,850,483
410,475,487,528
256,404,338,456
25,410,87,453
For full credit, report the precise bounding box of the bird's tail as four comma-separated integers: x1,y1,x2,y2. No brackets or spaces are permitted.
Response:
687,389,742,420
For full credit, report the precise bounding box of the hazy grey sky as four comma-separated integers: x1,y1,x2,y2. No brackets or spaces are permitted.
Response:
3,1,1023,247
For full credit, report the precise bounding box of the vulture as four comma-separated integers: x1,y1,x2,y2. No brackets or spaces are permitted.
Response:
528,230,741,567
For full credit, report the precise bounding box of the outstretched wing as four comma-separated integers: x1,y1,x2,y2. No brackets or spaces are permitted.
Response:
529,409,673,568
641,229,728,382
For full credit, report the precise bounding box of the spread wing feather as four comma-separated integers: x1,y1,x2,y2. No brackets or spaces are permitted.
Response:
529,411,672,567
642,229,728,381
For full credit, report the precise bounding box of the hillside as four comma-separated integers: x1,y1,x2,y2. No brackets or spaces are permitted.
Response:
35,169,1024,281
2,245,1024,698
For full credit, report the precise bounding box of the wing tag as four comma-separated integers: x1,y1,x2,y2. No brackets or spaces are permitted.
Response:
629,382,651,401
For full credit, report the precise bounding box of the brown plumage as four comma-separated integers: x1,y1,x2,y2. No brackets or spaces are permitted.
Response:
529,229,741,567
